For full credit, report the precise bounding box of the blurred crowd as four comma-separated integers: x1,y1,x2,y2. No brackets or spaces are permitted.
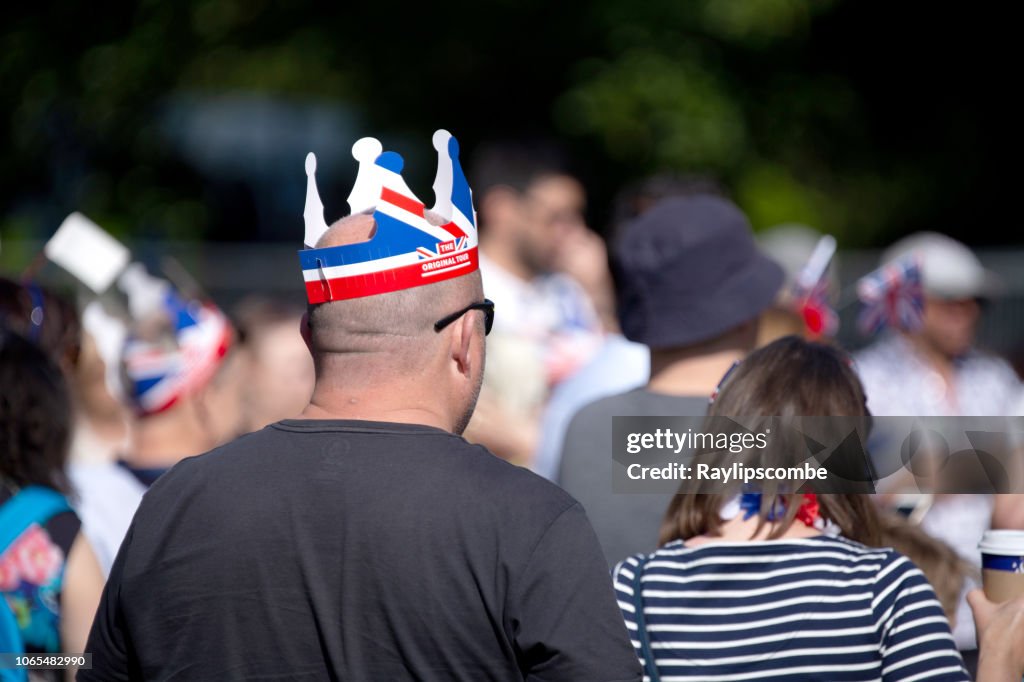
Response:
2,137,1024,681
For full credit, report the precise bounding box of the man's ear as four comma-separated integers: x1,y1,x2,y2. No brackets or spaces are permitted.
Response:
449,311,477,379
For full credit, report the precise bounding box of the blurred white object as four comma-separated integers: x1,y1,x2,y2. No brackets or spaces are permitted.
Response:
82,301,128,401
303,152,330,248
117,262,171,321
795,235,837,293
345,137,384,217
45,213,130,292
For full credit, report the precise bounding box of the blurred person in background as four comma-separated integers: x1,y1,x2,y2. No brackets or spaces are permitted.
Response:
558,195,784,565
465,141,606,466
757,223,838,344
533,175,723,481
232,296,314,432
0,277,81,375
878,511,971,629
1,328,104,680
615,337,967,681
69,266,243,577
69,304,130,465
856,232,1019,418
0,277,129,466
855,232,1024,654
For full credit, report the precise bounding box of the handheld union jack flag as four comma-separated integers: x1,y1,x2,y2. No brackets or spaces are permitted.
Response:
796,278,838,338
856,254,924,335
790,235,838,338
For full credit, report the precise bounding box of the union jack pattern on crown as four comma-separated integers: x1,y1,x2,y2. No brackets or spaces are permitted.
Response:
299,130,479,304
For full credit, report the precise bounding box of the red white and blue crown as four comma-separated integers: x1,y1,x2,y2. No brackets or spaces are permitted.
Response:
299,129,479,303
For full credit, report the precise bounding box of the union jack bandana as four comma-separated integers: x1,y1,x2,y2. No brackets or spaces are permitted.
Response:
299,130,479,304
721,492,821,528
121,288,232,415
856,254,925,336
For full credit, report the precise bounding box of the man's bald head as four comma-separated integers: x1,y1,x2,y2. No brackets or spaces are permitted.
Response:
302,212,487,433
307,214,484,359
315,213,377,249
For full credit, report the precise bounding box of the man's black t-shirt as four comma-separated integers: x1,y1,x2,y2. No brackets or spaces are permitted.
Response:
81,420,640,681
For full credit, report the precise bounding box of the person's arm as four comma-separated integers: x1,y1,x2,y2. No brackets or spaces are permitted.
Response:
968,589,1024,681
76,526,134,681
509,502,640,682
873,553,969,681
553,228,617,334
61,533,105,681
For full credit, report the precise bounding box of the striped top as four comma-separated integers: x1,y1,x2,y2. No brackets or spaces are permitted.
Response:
613,535,968,682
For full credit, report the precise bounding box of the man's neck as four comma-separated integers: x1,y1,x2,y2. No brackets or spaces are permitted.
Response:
300,386,454,433
647,347,747,397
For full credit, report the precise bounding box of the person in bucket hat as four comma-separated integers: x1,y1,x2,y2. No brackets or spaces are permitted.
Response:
559,194,784,566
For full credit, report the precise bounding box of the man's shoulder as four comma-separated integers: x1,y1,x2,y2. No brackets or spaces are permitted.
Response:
150,422,579,515
167,426,278,471
454,438,582,513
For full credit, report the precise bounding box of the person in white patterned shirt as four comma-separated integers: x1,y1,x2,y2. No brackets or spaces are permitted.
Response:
855,232,1024,660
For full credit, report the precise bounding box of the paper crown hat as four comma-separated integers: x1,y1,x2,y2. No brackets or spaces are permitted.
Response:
42,213,231,415
299,129,479,303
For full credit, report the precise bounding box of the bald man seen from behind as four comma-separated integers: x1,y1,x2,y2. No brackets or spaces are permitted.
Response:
81,133,641,682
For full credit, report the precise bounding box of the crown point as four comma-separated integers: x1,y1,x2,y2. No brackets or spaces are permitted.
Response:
352,137,383,164
376,151,404,174
432,129,452,152
305,152,317,176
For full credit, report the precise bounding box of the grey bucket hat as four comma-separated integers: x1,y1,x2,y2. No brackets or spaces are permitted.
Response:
612,195,785,349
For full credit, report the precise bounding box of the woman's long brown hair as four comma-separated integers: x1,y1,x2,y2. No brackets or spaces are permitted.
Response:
659,336,882,547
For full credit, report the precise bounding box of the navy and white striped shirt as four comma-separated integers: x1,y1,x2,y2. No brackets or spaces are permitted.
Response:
613,536,968,681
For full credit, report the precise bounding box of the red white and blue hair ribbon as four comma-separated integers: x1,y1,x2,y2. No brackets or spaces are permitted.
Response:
856,254,925,335
299,130,479,304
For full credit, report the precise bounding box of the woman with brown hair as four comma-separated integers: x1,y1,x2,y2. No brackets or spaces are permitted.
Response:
1,328,105,681
613,336,967,681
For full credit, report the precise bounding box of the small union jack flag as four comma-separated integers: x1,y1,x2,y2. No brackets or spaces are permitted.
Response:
856,255,924,335
795,277,838,338
790,235,838,338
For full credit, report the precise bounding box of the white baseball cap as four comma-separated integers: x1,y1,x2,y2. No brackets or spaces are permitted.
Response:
881,232,999,299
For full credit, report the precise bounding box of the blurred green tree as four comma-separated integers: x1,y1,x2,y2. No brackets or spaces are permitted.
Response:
0,0,1015,250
